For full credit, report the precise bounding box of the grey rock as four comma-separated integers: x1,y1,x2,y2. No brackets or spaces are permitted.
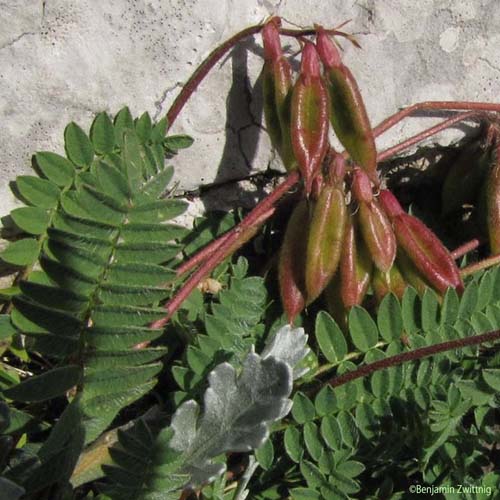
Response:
1,0,499,217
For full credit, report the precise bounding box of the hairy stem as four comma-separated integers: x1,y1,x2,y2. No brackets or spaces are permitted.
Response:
376,111,481,162
451,238,482,259
373,101,500,139
153,172,304,327
174,171,300,280
328,329,500,389
460,253,500,277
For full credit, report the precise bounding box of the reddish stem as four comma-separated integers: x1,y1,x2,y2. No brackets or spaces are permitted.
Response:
165,24,348,129
176,171,300,278
451,239,482,259
152,208,275,328
328,329,500,389
166,24,263,128
153,172,301,327
176,232,232,276
376,111,481,162
373,101,500,139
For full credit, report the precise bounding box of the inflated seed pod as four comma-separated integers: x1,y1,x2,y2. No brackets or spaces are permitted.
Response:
278,199,309,323
485,143,500,254
372,262,408,302
351,169,396,272
261,19,295,170
395,249,431,296
338,216,373,308
379,190,463,295
291,42,330,194
316,29,377,180
305,180,347,304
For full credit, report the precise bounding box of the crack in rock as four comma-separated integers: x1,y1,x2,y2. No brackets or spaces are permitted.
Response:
154,82,182,121
0,31,37,51
478,56,500,75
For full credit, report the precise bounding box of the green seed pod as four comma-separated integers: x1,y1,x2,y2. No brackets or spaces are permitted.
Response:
338,216,373,308
291,42,330,194
305,183,347,303
261,20,296,170
372,262,408,302
278,199,309,323
396,249,431,296
316,30,377,180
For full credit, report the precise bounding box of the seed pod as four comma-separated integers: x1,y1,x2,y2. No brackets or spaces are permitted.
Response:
261,19,295,170
316,29,377,180
352,169,396,272
278,199,309,323
486,144,500,254
396,249,431,296
441,140,492,216
372,262,408,302
305,183,347,303
338,216,373,308
379,190,463,294
291,42,330,194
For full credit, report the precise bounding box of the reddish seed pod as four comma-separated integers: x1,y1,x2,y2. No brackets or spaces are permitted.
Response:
338,216,373,308
291,42,330,194
379,190,463,294
352,170,396,272
278,199,309,324
316,29,377,181
261,19,295,170
305,183,347,303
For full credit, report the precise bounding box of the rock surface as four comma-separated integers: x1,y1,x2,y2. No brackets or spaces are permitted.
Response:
1,0,500,215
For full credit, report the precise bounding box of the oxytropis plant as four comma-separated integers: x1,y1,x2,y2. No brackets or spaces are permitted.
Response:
0,16,500,500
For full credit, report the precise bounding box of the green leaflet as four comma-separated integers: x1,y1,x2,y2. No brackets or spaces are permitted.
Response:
1,238,40,266
64,122,95,167
15,176,60,209
90,112,116,154
10,207,50,235
3,366,82,402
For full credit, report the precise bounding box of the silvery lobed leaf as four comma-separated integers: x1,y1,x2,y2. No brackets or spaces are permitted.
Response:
170,327,311,487
260,324,310,379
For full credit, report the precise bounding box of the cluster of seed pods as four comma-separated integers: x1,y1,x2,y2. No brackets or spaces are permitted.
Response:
261,18,464,324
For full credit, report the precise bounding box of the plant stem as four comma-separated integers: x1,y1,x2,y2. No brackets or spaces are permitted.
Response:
460,253,500,277
176,232,232,277
153,171,300,329
376,111,480,162
451,238,482,259
373,101,500,139
327,329,500,389
165,23,346,129
174,171,300,279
